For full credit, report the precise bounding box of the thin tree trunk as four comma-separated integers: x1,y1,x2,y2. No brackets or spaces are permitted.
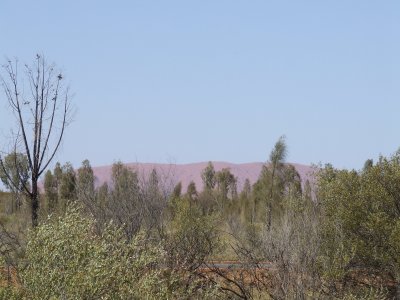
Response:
267,165,276,231
31,180,39,227
267,202,272,230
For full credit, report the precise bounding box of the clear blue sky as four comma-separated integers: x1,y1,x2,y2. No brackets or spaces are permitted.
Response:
0,1,399,170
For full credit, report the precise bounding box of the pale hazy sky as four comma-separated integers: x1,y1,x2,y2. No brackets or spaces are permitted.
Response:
0,1,399,170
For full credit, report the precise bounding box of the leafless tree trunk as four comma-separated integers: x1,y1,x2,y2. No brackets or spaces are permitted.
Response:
0,55,71,227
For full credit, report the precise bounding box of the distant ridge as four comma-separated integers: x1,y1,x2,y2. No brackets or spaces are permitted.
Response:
91,162,315,192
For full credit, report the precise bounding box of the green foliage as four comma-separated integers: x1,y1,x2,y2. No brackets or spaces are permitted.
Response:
317,166,365,283
215,168,237,204
108,162,143,239
317,153,400,284
252,143,302,225
1,140,398,298
21,206,170,299
111,162,139,200
0,203,223,299
143,168,165,233
59,162,76,201
166,198,219,269
43,170,58,212
164,198,224,299
172,181,182,199
269,135,287,168
186,180,198,200
201,161,216,190
167,182,182,219
43,161,80,215
43,162,77,215
0,153,30,213
238,178,253,222
53,162,63,186
240,178,251,200
76,159,95,201
198,163,238,216
0,152,30,194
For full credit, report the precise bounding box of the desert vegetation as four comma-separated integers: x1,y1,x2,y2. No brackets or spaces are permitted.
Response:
0,56,398,299
0,141,399,298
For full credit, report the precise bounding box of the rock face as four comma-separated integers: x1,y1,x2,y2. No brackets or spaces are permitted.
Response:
91,161,315,192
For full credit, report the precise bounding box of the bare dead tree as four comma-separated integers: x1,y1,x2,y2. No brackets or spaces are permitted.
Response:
0,55,71,227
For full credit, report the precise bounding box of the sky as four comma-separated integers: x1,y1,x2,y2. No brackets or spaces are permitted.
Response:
0,0,399,171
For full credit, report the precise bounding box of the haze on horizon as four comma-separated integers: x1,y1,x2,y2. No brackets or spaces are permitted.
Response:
0,1,399,171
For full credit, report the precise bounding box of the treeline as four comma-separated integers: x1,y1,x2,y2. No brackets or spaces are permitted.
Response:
0,138,399,299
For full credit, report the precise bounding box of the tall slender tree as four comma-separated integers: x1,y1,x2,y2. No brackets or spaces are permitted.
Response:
215,168,236,205
267,136,287,230
59,162,76,201
186,181,198,201
76,159,95,202
44,170,58,212
201,162,216,191
0,55,71,226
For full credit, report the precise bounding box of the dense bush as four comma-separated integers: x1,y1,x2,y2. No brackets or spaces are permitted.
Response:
0,205,224,299
316,154,400,298
21,206,168,299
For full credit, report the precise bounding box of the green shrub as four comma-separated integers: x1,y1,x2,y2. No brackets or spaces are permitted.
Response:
21,206,167,299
